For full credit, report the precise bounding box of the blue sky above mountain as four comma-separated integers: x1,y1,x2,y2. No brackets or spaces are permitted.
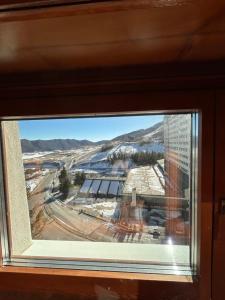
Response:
19,114,164,142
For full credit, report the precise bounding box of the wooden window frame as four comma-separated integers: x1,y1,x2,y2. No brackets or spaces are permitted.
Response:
0,0,159,17
0,86,214,299
0,0,107,11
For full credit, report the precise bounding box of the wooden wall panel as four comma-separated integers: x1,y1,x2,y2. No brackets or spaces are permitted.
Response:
1,1,225,73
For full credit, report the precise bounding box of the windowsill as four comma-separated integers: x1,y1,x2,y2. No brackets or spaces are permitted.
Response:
13,240,189,267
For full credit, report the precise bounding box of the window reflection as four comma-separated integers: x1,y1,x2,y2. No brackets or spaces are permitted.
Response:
19,113,193,247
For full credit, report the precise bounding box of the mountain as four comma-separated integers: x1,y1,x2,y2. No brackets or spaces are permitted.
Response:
21,121,163,153
21,139,95,153
112,121,163,143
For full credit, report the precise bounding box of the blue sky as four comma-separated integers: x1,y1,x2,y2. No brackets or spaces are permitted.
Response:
19,114,164,142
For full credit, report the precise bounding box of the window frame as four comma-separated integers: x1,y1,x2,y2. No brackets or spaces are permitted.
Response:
0,90,214,300
0,0,108,11
0,111,195,275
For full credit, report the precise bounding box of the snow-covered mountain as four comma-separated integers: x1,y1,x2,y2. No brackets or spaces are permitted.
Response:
112,121,163,143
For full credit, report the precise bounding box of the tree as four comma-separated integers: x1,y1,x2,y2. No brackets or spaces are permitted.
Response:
59,167,67,183
74,172,86,186
101,143,114,152
58,167,70,200
107,150,130,165
59,178,70,199
130,151,164,166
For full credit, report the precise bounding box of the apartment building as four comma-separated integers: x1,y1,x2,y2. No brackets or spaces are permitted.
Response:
164,114,192,198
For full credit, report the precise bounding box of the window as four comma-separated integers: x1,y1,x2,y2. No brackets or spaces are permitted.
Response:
0,111,199,275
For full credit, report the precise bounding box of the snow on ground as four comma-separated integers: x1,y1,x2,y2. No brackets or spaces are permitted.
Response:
70,169,99,174
23,151,53,160
143,125,163,139
41,169,49,176
26,177,42,192
153,165,165,188
72,142,164,173
114,142,164,155
25,170,40,180
84,201,117,217
123,166,165,195
26,170,49,192
87,149,112,163
86,142,164,164
81,161,109,169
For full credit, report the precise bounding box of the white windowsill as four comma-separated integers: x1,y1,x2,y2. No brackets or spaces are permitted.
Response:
18,240,189,266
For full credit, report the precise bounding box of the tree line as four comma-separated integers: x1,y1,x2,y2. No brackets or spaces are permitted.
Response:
107,150,164,166
100,143,114,152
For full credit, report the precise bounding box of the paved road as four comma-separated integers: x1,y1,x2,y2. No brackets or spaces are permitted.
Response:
37,219,85,241
27,160,109,240
28,145,114,240
29,171,57,211
69,146,101,168
45,201,115,241
28,171,88,240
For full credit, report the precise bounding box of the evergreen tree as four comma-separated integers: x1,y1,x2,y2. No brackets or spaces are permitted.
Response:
107,150,164,166
74,172,86,186
59,178,70,199
58,167,70,200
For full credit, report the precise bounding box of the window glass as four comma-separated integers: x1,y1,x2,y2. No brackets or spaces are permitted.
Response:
0,112,198,274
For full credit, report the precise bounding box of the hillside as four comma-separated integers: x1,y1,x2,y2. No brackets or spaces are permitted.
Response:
21,139,94,153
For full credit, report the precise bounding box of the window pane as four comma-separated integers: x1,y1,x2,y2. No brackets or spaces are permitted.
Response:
0,112,198,274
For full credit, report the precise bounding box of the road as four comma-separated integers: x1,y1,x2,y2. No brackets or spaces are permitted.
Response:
29,171,57,211
28,168,156,243
45,201,116,242
28,146,119,241
28,171,90,240
68,146,101,168
28,148,115,241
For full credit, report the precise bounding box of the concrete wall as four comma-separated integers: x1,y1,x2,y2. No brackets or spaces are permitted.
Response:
2,121,32,255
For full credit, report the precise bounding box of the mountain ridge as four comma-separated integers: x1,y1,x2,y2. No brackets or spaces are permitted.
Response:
21,121,163,153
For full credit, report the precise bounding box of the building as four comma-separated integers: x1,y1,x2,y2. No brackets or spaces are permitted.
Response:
164,114,192,198
163,114,192,242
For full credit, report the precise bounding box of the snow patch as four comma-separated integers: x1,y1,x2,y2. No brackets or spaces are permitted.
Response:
84,201,117,217
23,151,53,160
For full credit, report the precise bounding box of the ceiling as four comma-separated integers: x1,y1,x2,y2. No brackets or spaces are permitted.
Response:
1,0,225,74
